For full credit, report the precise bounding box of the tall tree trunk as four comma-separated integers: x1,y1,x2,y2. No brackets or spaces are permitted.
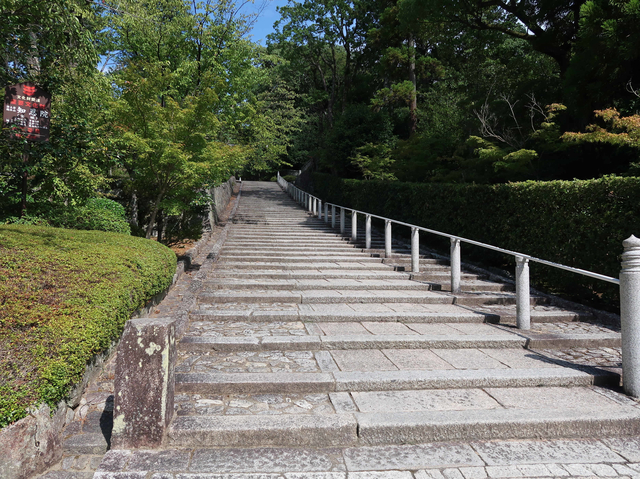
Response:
157,211,164,243
130,191,139,228
145,187,165,239
408,34,418,136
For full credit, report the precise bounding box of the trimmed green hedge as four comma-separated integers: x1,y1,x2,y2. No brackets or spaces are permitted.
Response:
0,226,176,428
312,173,640,310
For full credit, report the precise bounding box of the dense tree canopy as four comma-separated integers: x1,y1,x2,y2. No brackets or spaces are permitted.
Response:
1,0,639,240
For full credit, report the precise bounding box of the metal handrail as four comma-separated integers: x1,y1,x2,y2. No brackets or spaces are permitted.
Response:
277,174,618,284
277,173,620,331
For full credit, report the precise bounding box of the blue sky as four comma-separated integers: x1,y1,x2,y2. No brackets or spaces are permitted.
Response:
242,0,289,45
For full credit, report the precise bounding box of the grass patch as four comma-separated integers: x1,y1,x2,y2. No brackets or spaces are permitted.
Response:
0,225,177,428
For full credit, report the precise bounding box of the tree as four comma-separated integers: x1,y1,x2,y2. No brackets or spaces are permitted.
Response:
269,0,374,129
398,0,585,78
0,0,112,219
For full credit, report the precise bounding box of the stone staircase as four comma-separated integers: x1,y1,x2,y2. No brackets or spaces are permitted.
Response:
94,181,640,477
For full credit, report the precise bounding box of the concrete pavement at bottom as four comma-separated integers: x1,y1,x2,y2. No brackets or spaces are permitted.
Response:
91,436,640,478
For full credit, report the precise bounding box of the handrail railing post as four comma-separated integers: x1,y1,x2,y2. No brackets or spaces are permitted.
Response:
340,208,345,234
324,203,329,223
450,238,461,293
351,211,358,242
365,215,372,249
318,199,322,219
620,235,640,397
411,227,420,273
515,256,531,330
385,220,392,257
331,205,336,228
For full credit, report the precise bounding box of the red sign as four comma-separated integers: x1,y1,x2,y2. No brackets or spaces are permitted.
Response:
3,82,51,142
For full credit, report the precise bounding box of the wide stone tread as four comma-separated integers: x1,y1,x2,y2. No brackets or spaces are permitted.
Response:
178,333,526,351
167,403,640,447
201,278,434,291
189,309,493,323
216,261,394,270
197,290,453,304
356,406,640,445
175,367,618,394
210,270,412,280
168,413,358,447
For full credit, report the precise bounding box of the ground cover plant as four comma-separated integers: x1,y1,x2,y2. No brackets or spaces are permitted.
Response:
0,225,176,428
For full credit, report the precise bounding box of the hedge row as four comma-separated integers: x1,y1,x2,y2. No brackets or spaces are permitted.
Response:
0,226,176,428
311,173,640,310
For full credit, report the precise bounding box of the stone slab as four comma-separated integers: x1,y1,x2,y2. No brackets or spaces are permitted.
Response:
168,414,358,447
331,350,397,372
175,372,333,394
601,437,640,462
356,407,640,445
321,335,525,350
484,386,626,410
343,443,484,471
478,349,562,369
125,449,191,471
319,323,370,336
382,349,455,370
63,432,109,455
188,447,344,473
351,389,501,413
473,438,627,465
431,350,509,370
361,322,418,335
334,368,608,392
315,351,340,372
329,392,358,413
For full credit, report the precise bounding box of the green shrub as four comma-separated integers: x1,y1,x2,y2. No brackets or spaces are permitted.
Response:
0,225,176,428
283,175,297,183
52,198,131,234
2,198,131,235
312,173,639,310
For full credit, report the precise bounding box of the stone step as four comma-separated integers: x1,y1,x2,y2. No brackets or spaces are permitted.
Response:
167,386,640,447
209,270,413,280
94,437,640,477
218,255,386,262
201,278,434,291
429,280,515,293
174,367,618,395
178,332,526,352
190,303,493,323
221,251,376,258
197,289,453,304
215,261,394,270
453,292,550,306
383,258,450,266
222,246,362,252
226,232,346,238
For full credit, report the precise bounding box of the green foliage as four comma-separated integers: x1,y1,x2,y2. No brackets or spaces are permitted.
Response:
0,225,176,428
51,199,131,235
350,143,397,180
312,172,639,310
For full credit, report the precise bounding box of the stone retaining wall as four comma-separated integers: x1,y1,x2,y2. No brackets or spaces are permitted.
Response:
206,177,236,229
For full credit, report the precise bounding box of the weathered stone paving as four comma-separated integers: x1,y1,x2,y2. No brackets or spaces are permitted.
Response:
35,181,640,478
91,437,640,478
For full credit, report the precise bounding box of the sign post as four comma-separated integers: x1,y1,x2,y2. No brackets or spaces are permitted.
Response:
3,82,52,217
